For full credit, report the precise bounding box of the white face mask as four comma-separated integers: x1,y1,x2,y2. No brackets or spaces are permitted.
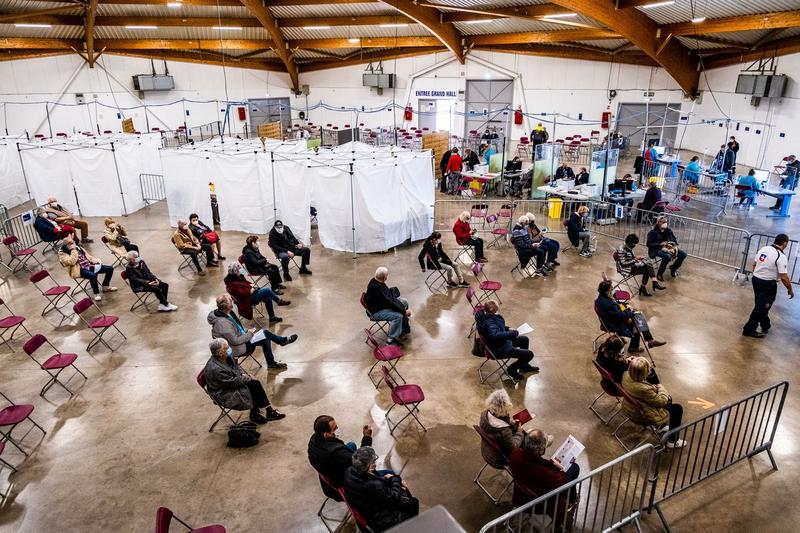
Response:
333,427,343,440
275,226,284,234
660,223,668,230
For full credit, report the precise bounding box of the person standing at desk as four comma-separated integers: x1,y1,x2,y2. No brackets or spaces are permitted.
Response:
464,148,480,171
728,136,740,173
742,234,794,338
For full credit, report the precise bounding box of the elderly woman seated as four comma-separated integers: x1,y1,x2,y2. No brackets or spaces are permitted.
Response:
33,207,75,243
189,212,224,261
595,335,658,384
453,211,487,262
224,263,289,323
172,218,216,274
241,234,285,293
479,389,527,468
125,251,177,312
342,446,419,532
621,357,685,448
103,217,138,256
525,212,560,268
203,338,285,424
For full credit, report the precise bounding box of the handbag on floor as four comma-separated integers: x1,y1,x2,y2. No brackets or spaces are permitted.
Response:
227,421,260,448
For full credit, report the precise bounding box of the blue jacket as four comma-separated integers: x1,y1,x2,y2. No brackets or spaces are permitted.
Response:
685,161,702,184
476,310,518,357
33,216,61,242
595,294,634,338
737,174,760,198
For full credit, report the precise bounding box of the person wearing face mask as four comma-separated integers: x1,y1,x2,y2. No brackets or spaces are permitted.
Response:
124,251,176,312
646,216,687,281
45,196,92,243
595,280,665,353
33,207,76,243
307,415,374,497
188,213,224,261
103,217,138,258
417,231,469,287
511,215,548,277
742,233,794,338
268,220,312,280
241,235,284,293
58,236,117,301
567,205,593,257
525,212,560,269
172,219,216,275
224,263,289,324
203,338,285,425
479,389,528,470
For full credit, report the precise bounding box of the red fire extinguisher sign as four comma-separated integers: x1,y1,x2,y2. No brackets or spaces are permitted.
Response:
601,111,611,129
514,107,523,125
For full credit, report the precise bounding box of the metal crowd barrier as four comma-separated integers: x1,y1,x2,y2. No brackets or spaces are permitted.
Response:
0,201,47,250
479,444,656,533
647,381,789,531
139,173,166,206
736,233,800,285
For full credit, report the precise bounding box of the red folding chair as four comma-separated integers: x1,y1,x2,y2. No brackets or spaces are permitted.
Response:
612,386,663,452
29,269,76,319
72,297,127,352
0,298,32,352
364,329,405,388
120,270,157,312
101,236,127,269
473,424,513,504
589,360,623,425
360,293,391,342
476,332,512,384
155,506,226,533
380,366,426,435
471,262,502,304
486,214,510,249
470,203,489,228
316,474,351,533
197,369,239,432
337,488,376,533
2,236,42,273
422,253,449,294
0,390,46,456
465,287,484,338
23,334,86,397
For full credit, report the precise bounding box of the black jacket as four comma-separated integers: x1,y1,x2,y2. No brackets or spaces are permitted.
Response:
475,310,518,357
576,171,589,185
308,433,372,498
646,227,678,257
417,240,453,270
342,467,418,532
439,150,452,175
241,245,273,272
566,213,585,246
125,261,157,292
268,226,299,255
365,278,404,315
555,166,575,181
189,220,213,240
465,151,480,171
595,294,634,338
33,216,61,242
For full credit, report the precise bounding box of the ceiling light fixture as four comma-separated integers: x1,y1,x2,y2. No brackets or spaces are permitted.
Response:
348,37,360,43
641,1,675,8
465,19,493,25
166,2,182,8
14,23,52,28
541,13,577,19
379,23,409,28
691,16,706,23
125,25,158,29
303,26,330,30
212,26,243,30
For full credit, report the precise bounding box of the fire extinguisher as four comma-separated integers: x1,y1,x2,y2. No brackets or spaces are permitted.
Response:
513,106,523,125
601,111,611,129
404,103,413,122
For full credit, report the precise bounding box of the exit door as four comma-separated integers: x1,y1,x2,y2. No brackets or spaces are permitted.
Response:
418,99,437,131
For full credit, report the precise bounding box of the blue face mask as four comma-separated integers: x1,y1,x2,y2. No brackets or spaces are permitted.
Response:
225,346,234,364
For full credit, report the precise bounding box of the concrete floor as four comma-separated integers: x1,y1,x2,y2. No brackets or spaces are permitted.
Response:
0,198,798,533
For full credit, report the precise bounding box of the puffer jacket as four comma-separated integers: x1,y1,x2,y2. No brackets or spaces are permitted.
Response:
207,309,253,357
621,371,670,426
479,409,524,468
202,355,253,410
342,467,418,532
475,310,518,358
58,245,100,279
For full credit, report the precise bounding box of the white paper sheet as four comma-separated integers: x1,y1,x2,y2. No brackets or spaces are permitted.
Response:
551,435,584,471
250,329,267,343
517,323,534,335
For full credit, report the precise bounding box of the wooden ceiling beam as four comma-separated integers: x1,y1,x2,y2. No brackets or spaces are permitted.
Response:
0,14,414,28
662,11,800,36
290,36,441,49
433,3,574,23
0,38,80,49
0,49,73,62
0,6,79,23
702,36,800,70
552,0,699,96
474,44,656,67
95,16,261,27
277,15,411,27
109,49,287,71
239,0,299,91
300,46,444,72
84,0,99,67
469,29,621,46
379,0,465,63
0,14,82,25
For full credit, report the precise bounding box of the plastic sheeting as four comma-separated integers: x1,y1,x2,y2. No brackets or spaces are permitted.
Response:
0,137,28,209
161,150,214,228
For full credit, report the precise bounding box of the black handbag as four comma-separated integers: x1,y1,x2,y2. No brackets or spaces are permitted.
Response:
472,336,485,357
227,421,260,448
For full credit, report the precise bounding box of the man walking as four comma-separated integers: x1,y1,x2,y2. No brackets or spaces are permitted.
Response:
742,234,794,338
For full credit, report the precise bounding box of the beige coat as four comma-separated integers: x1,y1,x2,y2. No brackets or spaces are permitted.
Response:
58,246,100,279
172,228,200,251
621,371,671,426
103,225,127,256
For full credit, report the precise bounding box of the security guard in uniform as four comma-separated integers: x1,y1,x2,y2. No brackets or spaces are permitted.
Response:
742,234,794,338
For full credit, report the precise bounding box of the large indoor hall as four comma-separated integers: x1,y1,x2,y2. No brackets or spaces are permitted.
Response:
0,1,798,532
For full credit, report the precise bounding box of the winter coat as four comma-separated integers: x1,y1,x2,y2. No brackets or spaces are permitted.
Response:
224,273,256,320
509,448,569,520
555,166,575,181
417,240,453,270
58,245,100,279
445,153,463,175
621,371,671,426
479,409,524,468
645,227,679,258
172,229,200,251
475,310,517,358
511,224,534,251
125,261,158,292
595,293,635,338
342,467,418,532
103,225,128,256
566,213,585,246
242,245,274,274
33,216,63,242
202,355,253,410
189,220,213,241
641,187,662,211
308,433,372,498
465,151,480,171
452,218,472,245
365,278,405,315
439,150,452,176
268,226,300,255
207,309,253,357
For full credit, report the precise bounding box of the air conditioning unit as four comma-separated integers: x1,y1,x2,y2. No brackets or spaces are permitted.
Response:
363,73,394,88
132,74,175,91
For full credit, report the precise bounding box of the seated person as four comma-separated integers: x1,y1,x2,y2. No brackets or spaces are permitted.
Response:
124,251,177,312
188,212,224,260
575,167,589,185
511,216,548,276
45,196,92,243
736,169,761,207
463,148,480,171
203,338,284,425
475,300,538,380
365,267,411,347
34,207,75,242
417,231,468,288
172,219,216,275
770,155,799,210
595,280,665,353
453,211,486,262
103,217,138,256
343,447,419,532
308,415,373,496
242,235,285,293
268,220,311,280
554,162,575,182
58,236,117,301
646,216,687,281
636,179,664,221
207,294,297,369
622,357,685,448
567,205,592,257
509,429,580,520
595,335,658,384
617,233,665,297
525,212,560,268
479,389,526,468
224,263,289,324
684,156,702,185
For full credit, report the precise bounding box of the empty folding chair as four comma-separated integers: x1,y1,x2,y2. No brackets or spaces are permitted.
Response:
155,506,226,533
364,329,405,388
2,236,43,273
486,214,510,249
337,488,376,533
0,441,17,472
612,387,663,452
470,203,489,228
119,270,157,312
380,366,426,435
23,334,86,397
360,293,391,342
589,361,623,425
0,391,46,456
473,424,513,504
476,332,512,384
471,262,502,304
316,474,351,533
29,269,75,319
72,297,127,352
101,236,127,269
422,253,449,294
465,287,484,338
197,369,238,432
0,298,32,352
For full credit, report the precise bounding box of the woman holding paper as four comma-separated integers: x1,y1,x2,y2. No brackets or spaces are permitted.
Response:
478,389,527,468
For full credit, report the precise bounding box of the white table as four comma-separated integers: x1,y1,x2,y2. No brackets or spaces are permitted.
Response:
538,185,592,201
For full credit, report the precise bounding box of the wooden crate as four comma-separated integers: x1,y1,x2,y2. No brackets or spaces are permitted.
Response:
422,131,450,178
257,121,282,140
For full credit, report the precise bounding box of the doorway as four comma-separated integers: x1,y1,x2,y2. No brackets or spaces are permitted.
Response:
247,97,291,135
615,103,681,153
418,99,437,132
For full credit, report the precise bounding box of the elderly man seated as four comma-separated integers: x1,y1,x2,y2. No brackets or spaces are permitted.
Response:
475,300,538,380
646,216,687,281
203,338,285,425
343,447,419,532
45,196,91,243
33,207,75,243
207,294,297,369
595,280,665,353
124,251,177,312
172,218,216,275
268,220,311,280
511,215,548,277
308,415,374,496
58,236,117,301
365,266,411,347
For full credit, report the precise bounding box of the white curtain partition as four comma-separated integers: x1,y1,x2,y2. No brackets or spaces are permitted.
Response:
0,137,29,209
161,150,214,227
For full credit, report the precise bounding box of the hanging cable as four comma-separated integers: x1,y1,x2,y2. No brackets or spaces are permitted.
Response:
98,56,124,119
215,0,231,105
